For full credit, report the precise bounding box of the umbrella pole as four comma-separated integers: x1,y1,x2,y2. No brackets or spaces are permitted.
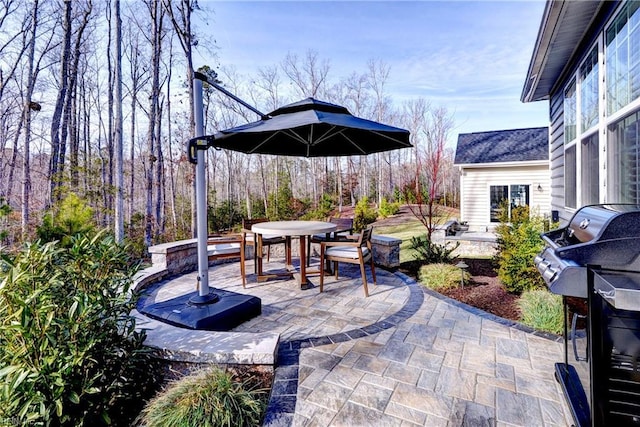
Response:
190,73,218,305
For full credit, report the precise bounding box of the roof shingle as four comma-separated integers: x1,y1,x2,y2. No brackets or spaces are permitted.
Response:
454,127,548,165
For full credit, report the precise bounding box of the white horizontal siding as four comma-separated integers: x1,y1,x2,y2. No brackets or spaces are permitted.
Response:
460,165,551,231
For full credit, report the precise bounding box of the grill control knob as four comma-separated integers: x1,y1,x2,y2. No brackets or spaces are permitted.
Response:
542,267,557,282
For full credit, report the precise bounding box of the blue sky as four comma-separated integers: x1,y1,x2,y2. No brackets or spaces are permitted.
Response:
196,1,548,143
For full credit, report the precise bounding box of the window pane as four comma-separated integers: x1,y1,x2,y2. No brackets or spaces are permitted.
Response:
565,145,577,208
606,1,640,114
564,80,577,143
509,185,530,221
608,111,640,204
490,186,508,222
581,135,600,205
581,48,599,132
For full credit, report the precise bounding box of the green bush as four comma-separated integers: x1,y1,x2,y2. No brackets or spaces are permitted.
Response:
300,193,335,220
140,368,266,427
378,197,400,219
518,289,563,334
0,197,10,243
495,205,546,294
353,196,377,232
36,193,95,247
0,233,161,426
410,234,459,264
419,263,469,292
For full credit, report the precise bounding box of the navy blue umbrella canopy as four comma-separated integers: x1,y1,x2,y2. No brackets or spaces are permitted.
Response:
203,98,411,157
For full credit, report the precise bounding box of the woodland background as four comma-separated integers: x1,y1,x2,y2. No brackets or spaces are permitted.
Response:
0,0,459,254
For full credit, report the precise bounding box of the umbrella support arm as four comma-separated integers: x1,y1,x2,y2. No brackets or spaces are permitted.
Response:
187,72,267,164
194,71,267,120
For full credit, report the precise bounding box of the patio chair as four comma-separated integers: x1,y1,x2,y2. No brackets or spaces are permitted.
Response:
319,226,376,297
207,234,246,287
242,218,287,274
307,217,354,266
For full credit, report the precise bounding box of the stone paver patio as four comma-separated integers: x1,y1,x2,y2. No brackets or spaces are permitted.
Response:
137,258,571,426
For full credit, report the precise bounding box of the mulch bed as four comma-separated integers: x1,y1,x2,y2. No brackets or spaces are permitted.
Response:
401,257,521,321
440,258,521,321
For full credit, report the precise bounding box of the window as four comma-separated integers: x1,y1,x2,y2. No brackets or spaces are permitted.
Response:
581,47,599,131
564,79,578,208
565,145,577,208
489,185,530,222
490,186,508,222
606,0,640,114
581,135,600,205
608,110,640,204
565,80,577,144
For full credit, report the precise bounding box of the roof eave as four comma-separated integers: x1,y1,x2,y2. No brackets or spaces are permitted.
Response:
521,0,605,103
455,160,549,169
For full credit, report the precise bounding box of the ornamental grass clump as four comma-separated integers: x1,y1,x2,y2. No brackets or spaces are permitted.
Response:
518,289,563,335
419,263,469,292
139,368,267,427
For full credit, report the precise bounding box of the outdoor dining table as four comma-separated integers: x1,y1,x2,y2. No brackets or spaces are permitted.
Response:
251,220,336,289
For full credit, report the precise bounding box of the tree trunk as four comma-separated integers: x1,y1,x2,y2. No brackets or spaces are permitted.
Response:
113,0,124,242
49,0,72,203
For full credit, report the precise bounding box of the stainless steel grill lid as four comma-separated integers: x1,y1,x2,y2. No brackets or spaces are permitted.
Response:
535,204,640,298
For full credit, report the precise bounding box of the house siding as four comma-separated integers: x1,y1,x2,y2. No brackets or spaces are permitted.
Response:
543,1,622,226
460,164,551,232
549,89,569,223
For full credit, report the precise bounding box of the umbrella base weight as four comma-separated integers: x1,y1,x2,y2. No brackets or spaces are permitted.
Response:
139,288,261,331
189,292,220,305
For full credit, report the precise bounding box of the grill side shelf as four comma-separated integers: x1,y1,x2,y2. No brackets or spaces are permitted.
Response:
593,270,640,312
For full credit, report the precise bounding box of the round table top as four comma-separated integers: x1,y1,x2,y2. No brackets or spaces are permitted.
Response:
251,220,336,236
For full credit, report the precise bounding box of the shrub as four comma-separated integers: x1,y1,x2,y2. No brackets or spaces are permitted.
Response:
300,193,335,220
353,196,378,232
0,232,161,426
419,263,469,292
410,234,459,264
495,206,546,294
378,197,400,219
36,193,95,247
140,368,267,427
518,289,563,334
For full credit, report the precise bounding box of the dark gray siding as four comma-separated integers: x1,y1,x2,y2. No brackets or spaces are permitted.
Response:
548,90,568,223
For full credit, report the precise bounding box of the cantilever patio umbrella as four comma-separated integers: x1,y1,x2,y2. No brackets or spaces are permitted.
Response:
195,97,411,158
188,73,411,304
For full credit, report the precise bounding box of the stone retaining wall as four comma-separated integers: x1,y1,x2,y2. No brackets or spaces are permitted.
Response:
146,234,402,275
432,228,498,258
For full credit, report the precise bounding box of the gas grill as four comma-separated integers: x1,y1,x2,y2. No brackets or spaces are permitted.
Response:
535,204,640,298
534,204,640,427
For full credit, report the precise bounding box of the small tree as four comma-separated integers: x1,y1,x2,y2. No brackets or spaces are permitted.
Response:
0,198,10,244
402,105,455,242
495,205,547,294
37,192,95,247
353,196,377,232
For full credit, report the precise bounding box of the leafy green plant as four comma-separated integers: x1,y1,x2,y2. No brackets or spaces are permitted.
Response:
209,200,245,233
300,193,335,220
353,196,378,232
495,205,546,294
0,197,10,243
378,197,400,219
140,368,267,427
36,192,95,247
518,289,563,334
410,234,459,264
0,232,161,426
419,263,469,292
266,172,295,220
